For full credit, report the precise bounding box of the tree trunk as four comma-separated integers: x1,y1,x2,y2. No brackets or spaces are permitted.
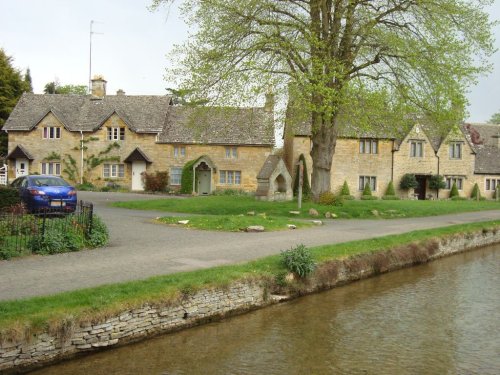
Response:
310,113,338,200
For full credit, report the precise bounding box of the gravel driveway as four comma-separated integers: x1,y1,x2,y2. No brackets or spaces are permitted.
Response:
0,191,498,301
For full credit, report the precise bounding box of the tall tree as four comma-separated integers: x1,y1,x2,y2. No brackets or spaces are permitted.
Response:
24,68,33,93
0,49,30,157
487,111,500,124
44,81,87,95
152,0,495,198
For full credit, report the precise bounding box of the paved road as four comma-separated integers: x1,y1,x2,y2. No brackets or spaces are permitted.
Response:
0,191,499,301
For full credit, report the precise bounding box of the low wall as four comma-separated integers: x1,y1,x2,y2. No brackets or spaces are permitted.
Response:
1,228,499,374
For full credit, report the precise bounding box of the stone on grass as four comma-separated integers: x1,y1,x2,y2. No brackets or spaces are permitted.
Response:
371,210,380,217
178,220,190,225
325,211,332,218
246,225,265,232
246,211,255,216
287,224,297,230
311,220,323,225
331,213,338,218
289,211,300,215
309,208,319,216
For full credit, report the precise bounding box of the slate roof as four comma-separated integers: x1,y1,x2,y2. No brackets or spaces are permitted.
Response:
462,123,500,174
7,145,34,160
158,106,274,146
257,155,281,179
4,93,275,146
123,148,153,163
3,93,173,133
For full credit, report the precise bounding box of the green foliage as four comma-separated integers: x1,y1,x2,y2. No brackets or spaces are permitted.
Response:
0,49,31,156
30,225,83,255
180,158,201,194
470,183,482,200
62,154,79,183
280,244,316,278
429,175,446,191
340,181,351,196
76,182,96,191
400,174,418,190
86,216,109,248
449,182,459,198
318,191,343,206
384,181,396,196
0,186,20,211
362,183,372,197
487,111,500,124
44,151,61,161
213,188,249,196
44,81,87,95
451,196,467,201
293,154,311,199
143,171,169,192
381,195,400,200
361,195,378,200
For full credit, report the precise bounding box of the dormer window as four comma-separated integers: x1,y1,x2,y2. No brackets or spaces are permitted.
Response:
43,127,61,139
107,127,125,141
449,142,462,159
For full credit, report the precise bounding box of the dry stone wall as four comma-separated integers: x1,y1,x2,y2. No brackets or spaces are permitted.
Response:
1,229,499,374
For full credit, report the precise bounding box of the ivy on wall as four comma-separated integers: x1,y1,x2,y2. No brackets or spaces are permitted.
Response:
180,157,202,194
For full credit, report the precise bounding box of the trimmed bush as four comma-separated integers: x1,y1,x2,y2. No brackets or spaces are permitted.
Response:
470,183,481,200
318,191,343,206
361,195,378,200
429,175,446,192
340,181,351,196
400,174,418,190
362,182,372,197
382,195,400,200
0,186,20,212
449,182,459,198
143,171,169,192
384,181,396,196
281,244,315,278
293,154,311,200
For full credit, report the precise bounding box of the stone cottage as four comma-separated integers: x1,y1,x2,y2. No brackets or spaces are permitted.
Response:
3,77,275,192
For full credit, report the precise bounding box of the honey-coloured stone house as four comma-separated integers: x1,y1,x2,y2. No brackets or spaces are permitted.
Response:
3,78,275,193
284,117,500,199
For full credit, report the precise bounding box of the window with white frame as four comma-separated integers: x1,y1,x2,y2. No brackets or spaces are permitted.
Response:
107,127,125,141
43,127,61,139
359,139,378,154
445,177,463,190
174,146,186,158
449,142,463,159
485,178,500,191
170,167,182,185
41,162,61,175
410,141,424,157
103,164,125,178
359,176,377,191
219,170,241,185
225,147,238,159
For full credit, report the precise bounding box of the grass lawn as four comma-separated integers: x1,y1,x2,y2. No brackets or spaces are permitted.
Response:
158,215,312,231
0,220,498,335
113,195,500,220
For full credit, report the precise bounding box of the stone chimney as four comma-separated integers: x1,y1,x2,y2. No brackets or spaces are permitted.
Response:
116,89,125,96
264,91,274,113
91,76,107,99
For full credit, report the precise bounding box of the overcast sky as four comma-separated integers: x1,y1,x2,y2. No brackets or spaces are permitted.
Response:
1,0,499,123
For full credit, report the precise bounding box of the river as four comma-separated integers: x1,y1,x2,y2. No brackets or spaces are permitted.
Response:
30,244,500,375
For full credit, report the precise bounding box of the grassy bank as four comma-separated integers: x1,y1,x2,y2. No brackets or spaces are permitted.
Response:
113,195,500,219
0,220,498,338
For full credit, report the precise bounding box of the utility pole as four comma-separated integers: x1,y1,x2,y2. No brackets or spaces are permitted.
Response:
297,160,303,209
89,20,104,93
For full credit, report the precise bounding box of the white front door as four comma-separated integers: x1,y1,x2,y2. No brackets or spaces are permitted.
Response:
198,170,211,195
16,159,28,178
132,161,146,190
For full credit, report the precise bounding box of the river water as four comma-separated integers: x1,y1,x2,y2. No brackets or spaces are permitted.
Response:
30,244,500,375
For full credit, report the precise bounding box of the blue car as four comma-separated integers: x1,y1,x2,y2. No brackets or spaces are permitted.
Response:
10,175,77,213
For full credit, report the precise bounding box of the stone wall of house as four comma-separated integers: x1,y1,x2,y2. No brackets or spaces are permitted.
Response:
6,113,272,192
1,229,499,374
330,139,394,198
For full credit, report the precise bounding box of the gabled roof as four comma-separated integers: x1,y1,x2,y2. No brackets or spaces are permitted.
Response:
7,145,34,160
123,148,153,163
257,155,281,179
158,106,274,146
462,123,500,174
3,93,173,133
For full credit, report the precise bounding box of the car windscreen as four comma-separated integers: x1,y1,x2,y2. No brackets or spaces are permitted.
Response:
31,177,70,187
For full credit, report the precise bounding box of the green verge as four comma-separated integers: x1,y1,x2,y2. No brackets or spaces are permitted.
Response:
157,215,312,231
113,195,500,219
0,220,499,337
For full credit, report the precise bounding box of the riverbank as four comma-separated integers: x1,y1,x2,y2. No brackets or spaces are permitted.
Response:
1,220,499,374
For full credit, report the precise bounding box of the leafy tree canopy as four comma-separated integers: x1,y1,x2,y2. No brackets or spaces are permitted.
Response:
0,49,31,157
152,0,495,197
487,111,500,124
44,81,87,95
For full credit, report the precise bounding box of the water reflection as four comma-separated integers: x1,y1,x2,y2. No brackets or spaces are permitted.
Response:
30,245,499,375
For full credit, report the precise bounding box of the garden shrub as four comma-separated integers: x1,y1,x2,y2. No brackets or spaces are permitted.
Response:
339,180,355,200
143,171,169,192
384,181,396,196
180,158,201,194
318,191,343,206
449,182,459,198
281,244,316,278
361,195,378,200
400,174,418,190
213,188,249,196
470,183,481,200
381,195,400,200
429,175,446,192
362,182,372,197
0,186,20,212
293,154,311,200
451,196,467,201
76,182,95,191
86,215,109,248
